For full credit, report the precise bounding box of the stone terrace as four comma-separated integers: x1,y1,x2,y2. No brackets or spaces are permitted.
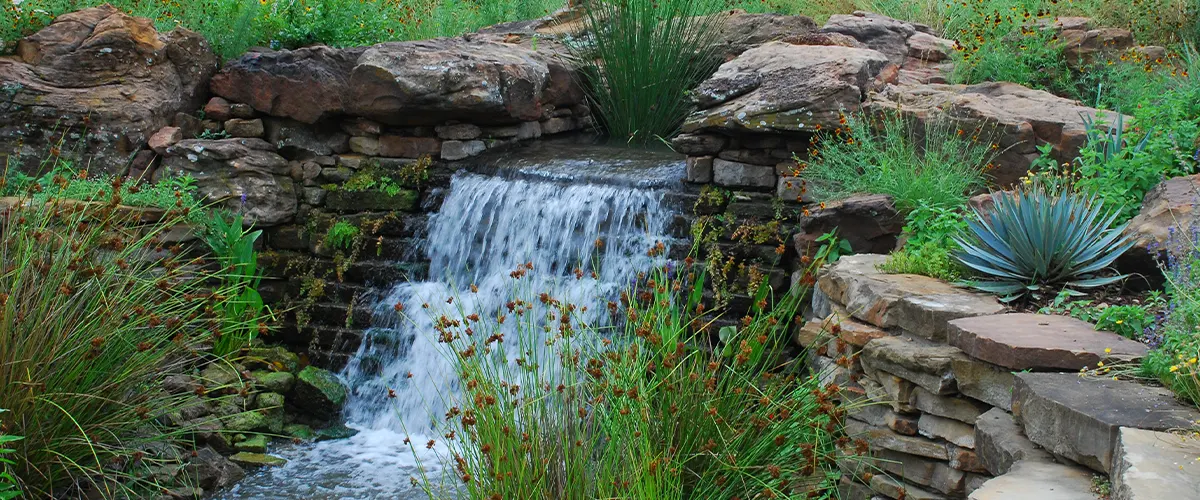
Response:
804,254,1200,500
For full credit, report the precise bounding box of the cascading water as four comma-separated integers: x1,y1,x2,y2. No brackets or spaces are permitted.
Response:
221,149,682,499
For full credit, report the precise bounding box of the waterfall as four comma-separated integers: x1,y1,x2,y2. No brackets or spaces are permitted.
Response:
222,166,679,499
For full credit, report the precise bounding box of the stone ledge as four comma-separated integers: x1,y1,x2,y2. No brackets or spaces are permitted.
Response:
1012,372,1200,473
974,408,1052,475
817,255,1005,341
948,313,1147,371
967,459,1096,500
862,335,968,395
1111,427,1200,500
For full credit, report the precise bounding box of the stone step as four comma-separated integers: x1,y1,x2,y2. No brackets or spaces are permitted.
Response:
1013,372,1200,473
974,407,1053,476
1111,427,1200,500
862,335,968,395
948,313,1147,371
967,459,1096,500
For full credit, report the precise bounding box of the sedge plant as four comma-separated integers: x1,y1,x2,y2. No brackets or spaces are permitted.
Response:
401,239,859,499
200,208,270,358
0,162,264,496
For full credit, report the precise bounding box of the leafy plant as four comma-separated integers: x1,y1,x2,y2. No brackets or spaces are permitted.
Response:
1038,290,1164,340
201,209,270,357
800,112,994,213
954,181,1133,301
880,202,970,281
569,0,727,143
0,412,21,500
324,220,361,251
816,229,853,264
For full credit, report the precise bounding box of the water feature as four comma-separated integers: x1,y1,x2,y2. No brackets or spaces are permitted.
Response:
219,145,684,499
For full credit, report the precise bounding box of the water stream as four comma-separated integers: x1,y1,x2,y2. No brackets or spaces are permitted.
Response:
220,147,683,499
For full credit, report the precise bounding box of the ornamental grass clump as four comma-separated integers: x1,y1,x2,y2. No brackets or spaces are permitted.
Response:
403,244,860,499
954,180,1133,302
569,0,728,143
0,161,266,496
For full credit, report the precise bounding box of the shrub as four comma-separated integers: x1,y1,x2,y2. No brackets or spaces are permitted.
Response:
405,244,856,499
954,181,1133,301
800,112,994,213
0,165,263,495
570,0,728,143
879,202,971,281
201,209,270,358
1143,221,1200,406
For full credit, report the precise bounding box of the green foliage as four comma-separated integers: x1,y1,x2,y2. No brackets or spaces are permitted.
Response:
0,414,21,500
880,203,970,281
2,0,562,59
800,112,993,213
954,182,1133,301
1142,221,1200,407
324,220,361,251
816,229,853,264
343,157,431,195
951,25,1074,93
407,246,853,499
1038,290,1164,340
569,0,727,143
0,169,258,495
1,162,201,214
201,210,270,357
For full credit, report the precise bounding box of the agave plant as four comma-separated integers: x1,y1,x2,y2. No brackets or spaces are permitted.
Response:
953,183,1134,301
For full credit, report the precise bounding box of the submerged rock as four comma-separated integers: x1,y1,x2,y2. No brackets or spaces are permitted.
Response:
292,366,349,420
315,423,359,441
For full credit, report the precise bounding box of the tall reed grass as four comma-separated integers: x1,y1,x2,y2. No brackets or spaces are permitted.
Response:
402,241,859,499
0,158,264,496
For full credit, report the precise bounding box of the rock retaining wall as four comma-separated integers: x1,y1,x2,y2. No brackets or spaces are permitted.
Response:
807,254,1200,500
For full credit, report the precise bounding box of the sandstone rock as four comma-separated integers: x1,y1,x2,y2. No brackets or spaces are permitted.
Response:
846,418,949,460
815,254,1005,340
862,335,967,395
161,138,296,226
685,156,714,183
348,136,381,156
264,119,350,158
204,97,232,122
951,357,1015,410
967,459,1095,500
1121,173,1200,281
919,413,976,448
441,140,486,160
948,313,1148,371
182,446,245,491
435,123,482,140
379,136,440,158
947,445,988,473
907,32,954,62
793,195,904,257
910,386,990,424
210,37,583,126
1012,372,1200,473
873,370,919,414
712,158,775,189
148,126,182,154
869,472,947,500
541,116,575,135
974,407,1052,475
224,118,264,138
670,133,727,155
1,5,217,175
229,103,256,119
870,82,1130,186
712,12,818,57
1059,27,1134,69
1111,427,1200,500
292,366,349,420
776,176,812,202
683,42,891,134
822,10,919,64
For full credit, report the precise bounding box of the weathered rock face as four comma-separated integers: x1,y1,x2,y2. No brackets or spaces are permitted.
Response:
0,5,218,175
792,194,904,257
1120,173,1200,280
870,81,1129,186
711,12,819,57
948,313,1148,371
160,138,297,225
210,35,583,126
820,11,955,85
682,42,892,135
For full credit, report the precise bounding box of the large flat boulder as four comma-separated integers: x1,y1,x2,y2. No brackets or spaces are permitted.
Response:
1012,372,1200,473
815,254,1005,341
0,5,217,175
1111,427,1200,500
210,35,582,126
1120,173,1200,282
967,459,1096,500
869,81,1130,187
681,41,892,135
947,313,1147,371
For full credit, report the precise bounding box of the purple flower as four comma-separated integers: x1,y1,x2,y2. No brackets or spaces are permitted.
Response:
240,192,248,206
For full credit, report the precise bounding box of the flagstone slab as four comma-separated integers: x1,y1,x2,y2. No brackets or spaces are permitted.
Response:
948,313,1147,371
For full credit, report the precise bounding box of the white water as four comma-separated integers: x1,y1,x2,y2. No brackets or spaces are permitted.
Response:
221,170,677,499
